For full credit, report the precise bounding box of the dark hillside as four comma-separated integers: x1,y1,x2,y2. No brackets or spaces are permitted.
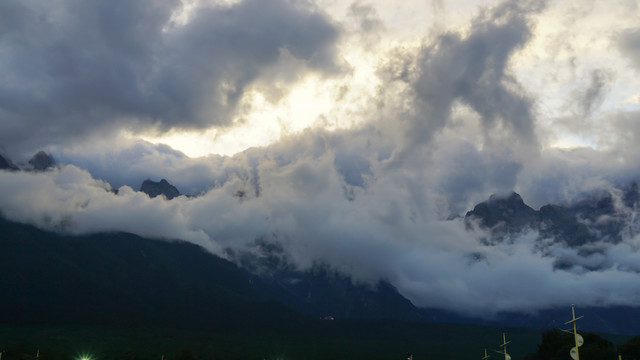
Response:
0,217,303,331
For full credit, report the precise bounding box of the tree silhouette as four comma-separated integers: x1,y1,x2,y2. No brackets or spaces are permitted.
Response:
620,336,640,360
524,329,617,360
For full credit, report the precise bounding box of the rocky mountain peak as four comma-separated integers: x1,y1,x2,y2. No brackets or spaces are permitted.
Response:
465,186,640,247
0,153,18,171
140,178,181,200
466,192,537,231
27,151,56,171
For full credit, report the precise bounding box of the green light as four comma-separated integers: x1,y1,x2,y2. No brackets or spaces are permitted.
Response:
75,353,94,360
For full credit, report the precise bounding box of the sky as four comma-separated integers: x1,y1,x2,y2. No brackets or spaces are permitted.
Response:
2,0,640,316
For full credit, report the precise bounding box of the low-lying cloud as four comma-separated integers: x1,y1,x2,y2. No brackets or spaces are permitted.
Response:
3,149,640,316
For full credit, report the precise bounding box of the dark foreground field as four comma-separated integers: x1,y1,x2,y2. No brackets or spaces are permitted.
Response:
0,322,632,360
0,322,537,360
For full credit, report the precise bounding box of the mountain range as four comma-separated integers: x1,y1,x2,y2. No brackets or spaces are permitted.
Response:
2,209,640,335
2,151,640,335
0,214,418,330
465,187,640,248
0,151,55,172
0,216,303,330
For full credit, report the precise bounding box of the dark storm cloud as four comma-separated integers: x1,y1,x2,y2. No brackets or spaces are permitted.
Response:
0,0,341,157
395,0,543,151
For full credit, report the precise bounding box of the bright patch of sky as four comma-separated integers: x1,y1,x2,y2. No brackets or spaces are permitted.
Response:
144,0,640,157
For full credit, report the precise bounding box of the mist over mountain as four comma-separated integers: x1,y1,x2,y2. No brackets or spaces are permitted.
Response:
3,150,640,333
0,151,54,172
466,186,640,270
466,185,640,246
4,206,640,335
232,239,422,321
0,215,421,328
4,146,640,320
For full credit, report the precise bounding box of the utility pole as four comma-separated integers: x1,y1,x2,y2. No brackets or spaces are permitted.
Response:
482,348,490,360
564,304,584,360
500,333,511,360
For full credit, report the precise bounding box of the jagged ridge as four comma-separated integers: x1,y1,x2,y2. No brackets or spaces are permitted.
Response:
465,185,640,246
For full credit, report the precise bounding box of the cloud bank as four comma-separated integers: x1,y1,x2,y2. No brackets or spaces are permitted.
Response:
2,0,640,316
